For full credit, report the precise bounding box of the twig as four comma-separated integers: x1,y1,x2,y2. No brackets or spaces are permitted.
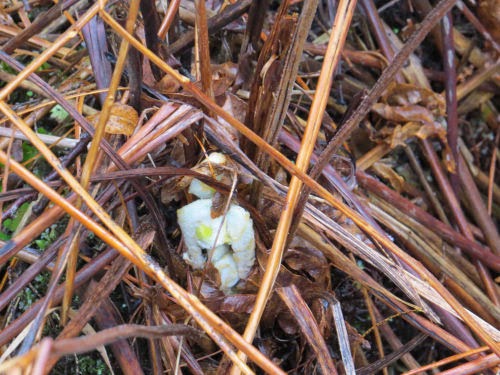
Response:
487,129,499,214
235,2,356,372
403,346,491,375
101,4,500,355
167,0,252,55
291,0,459,241
0,127,79,148
442,11,459,191
357,334,428,375
1,0,81,54
307,0,458,179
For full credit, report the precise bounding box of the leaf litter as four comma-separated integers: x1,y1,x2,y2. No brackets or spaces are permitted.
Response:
0,0,499,374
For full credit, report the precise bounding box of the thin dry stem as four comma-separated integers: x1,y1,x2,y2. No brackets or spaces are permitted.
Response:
101,8,500,356
234,1,357,371
62,0,141,324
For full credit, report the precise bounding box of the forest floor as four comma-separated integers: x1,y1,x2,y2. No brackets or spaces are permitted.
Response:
0,0,499,374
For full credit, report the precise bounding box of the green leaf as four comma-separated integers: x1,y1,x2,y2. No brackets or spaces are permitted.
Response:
3,202,29,232
0,231,11,240
35,239,48,250
49,104,69,122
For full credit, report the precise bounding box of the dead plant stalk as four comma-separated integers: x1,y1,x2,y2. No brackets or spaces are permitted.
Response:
234,1,357,373
100,3,500,356
61,0,141,325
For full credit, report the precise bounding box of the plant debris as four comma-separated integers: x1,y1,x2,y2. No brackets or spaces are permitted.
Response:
0,0,499,374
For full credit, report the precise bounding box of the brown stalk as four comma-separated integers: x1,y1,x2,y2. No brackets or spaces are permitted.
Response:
289,0,459,241
0,4,100,97
115,105,202,167
0,106,196,270
461,144,500,206
421,139,500,306
279,129,382,228
304,201,437,320
359,282,389,375
357,0,500,347
487,129,499,214
0,127,14,225
101,7,500,355
357,334,428,375
452,28,498,73
438,353,500,375
62,0,141,324
458,154,500,255
55,323,201,352
1,0,81,54
81,16,112,106
157,0,181,40
456,1,500,52
279,128,495,327
239,0,270,54
234,2,356,371
310,0,458,169
360,0,404,82
370,304,422,372
167,0,252,55
277,285,337,374
455,58,500,100
404,146,449,223
93,296,144,375
442,11,459,191
411,0,443,56
0,51,171,275
139,0,163,82
248,0,320,205
0,322,207,373
155,308,205,374
304,203,500,341
243,0,292,160
356,143,391,171
0,147,282,374
45,256,135,371
0,248,119,347
147,305,165,375
0,239,60,311
356,171,500,271
0,23,74,57
194,0,214,102
367,197,500,324
15,222,79,355
403,346,491,375
296,224,473,355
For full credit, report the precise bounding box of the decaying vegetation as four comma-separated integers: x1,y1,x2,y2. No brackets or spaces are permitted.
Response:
0,0,498,373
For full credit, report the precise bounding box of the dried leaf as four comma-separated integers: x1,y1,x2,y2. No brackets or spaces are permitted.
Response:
155,73,181,93
283,247,330,285
382,83,445,115
371,161,405,192
88,103,138,136
211,62,238,97
478,0,500,43
216,93,247,144
372,103,435,124
380,122,447,149
277,285,337,375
